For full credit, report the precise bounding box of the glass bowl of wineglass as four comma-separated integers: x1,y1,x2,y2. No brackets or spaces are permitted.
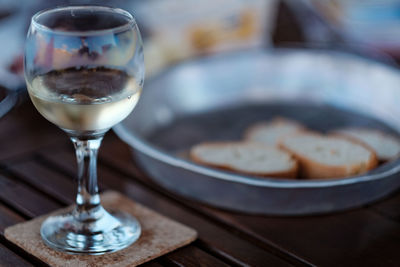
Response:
24,6,144,254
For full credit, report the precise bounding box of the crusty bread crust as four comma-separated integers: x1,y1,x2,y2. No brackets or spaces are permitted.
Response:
283,148,377,179
332,129,400,162
190,141,298,178
244,117,306,143
279,134,378,179
330,132,377,159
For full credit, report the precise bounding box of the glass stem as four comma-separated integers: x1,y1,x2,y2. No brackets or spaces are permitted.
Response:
71,136,104,222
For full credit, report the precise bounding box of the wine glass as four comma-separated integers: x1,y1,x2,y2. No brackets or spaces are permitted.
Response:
24,6,144,254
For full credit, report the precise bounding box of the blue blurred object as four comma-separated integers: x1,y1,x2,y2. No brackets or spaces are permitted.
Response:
288,0,400,59
0,87,17,118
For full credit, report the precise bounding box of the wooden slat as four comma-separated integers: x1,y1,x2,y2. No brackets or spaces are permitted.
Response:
0,103,67,162
368,193,400,222
0,174,60,218
162,246,230,267
0,102,42,139
0,125,65,163
201,207,400,267
0,204,24,232
8,161,76,205
36,150,291,266
0,243,33,267
140,261,165,267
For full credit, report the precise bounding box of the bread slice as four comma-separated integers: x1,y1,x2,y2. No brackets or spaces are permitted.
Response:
244,117,305,146
280,133,378,179
332,128,400,161
190,142,298,178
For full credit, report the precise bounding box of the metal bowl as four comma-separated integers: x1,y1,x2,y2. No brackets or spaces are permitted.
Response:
114,48,400,215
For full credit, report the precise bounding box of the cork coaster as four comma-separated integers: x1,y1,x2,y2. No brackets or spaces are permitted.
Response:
4,191,197,267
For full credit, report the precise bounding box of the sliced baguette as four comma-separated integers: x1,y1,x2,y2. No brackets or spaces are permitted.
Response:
280,133,378,179
332,128,400,161
190,142,298,178
244,117,305,146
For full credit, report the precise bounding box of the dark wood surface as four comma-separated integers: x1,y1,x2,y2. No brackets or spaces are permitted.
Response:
0,92,400,267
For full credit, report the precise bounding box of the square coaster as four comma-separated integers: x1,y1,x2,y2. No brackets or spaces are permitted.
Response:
4,191,197,267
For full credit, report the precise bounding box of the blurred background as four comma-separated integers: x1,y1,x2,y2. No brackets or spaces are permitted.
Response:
1,0,400,93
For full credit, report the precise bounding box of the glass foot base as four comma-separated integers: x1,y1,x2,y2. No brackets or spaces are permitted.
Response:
40,209,141,255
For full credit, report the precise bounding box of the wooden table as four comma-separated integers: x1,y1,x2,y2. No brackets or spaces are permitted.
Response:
1,91,400,267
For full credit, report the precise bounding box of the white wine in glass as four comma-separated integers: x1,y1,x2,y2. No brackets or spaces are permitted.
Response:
27,67,141,132
24,6,144,254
